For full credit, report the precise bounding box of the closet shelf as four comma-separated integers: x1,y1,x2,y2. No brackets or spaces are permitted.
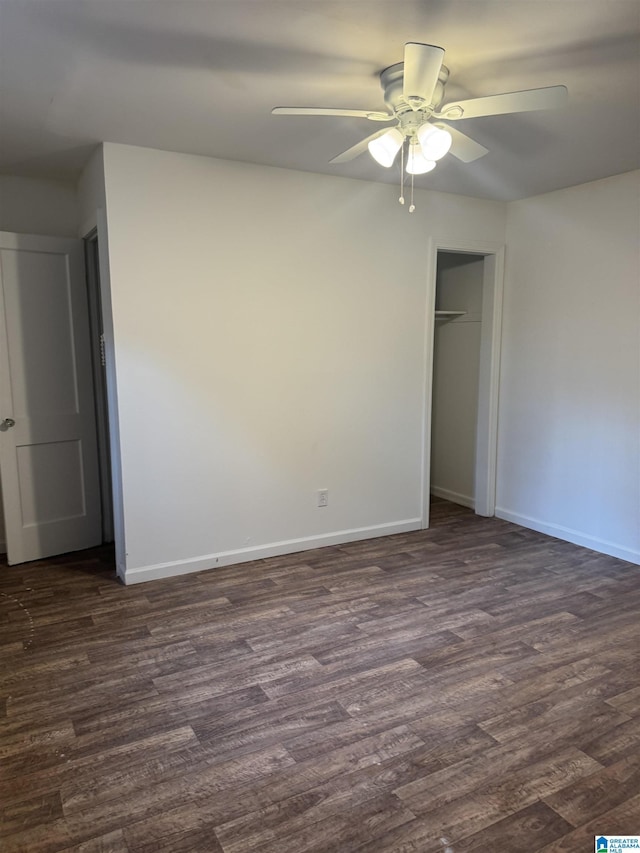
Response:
435,310,467,321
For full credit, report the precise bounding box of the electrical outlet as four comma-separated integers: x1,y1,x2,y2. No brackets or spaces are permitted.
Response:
317,489,329,508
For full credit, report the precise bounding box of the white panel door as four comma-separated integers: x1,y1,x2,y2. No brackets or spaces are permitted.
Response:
0,232,101,565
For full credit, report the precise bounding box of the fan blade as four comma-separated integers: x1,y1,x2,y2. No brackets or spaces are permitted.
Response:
445,126,489,163
437,85,568,120
403,43,445,107
329,129,389,164
272,107,393,122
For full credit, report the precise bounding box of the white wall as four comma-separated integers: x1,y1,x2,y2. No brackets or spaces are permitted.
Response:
99,142,506,582
0,175,78,237
431,254,484,507
4,156,633,573
497,170,640,564
76,148,107,237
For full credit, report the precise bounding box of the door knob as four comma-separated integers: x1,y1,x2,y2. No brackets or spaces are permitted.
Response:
1,418,15,430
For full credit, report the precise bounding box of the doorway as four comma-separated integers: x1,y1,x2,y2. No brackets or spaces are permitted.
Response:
0,232,102,563
431,251,484,510
0,229,114,564
422,238,505,528
85,230,114,544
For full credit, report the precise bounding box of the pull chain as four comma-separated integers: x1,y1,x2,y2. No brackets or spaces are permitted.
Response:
399,140,405,205
409,172,415,213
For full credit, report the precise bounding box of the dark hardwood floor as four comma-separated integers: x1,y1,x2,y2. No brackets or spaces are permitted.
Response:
1,499,639,852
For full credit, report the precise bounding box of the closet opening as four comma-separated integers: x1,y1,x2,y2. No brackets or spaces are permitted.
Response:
431,251,484,512
422,240,504,529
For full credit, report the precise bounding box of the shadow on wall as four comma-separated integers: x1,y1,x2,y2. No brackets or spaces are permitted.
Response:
0,478,5,552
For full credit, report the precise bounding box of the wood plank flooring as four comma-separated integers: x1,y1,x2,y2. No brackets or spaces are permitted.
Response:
1,499,639,852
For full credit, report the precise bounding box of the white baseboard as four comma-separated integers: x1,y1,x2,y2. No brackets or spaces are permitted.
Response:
122,518,423,585
430,486,475,510
495,507,640,566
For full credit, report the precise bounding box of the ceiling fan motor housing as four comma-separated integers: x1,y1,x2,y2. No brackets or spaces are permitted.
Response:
381,62,450,116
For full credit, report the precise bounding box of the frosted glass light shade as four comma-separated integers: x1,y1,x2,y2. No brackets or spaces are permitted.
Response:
368,128,404,167
406,144,436,175
417,123,452,161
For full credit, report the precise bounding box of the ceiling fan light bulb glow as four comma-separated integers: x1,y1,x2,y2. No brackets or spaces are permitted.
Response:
417,123,452,161
406,144,436,175
368,128,404,167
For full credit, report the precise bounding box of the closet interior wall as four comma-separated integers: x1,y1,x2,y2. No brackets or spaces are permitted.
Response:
430,252,484,509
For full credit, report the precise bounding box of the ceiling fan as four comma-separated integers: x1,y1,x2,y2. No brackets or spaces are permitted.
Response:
273,42,567,209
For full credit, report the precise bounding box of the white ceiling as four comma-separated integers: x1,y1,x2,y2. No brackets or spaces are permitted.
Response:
1,0,639,200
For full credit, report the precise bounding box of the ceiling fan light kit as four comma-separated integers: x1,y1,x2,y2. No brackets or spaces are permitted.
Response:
273,41,567,212
417,123,453,161
367,127,404,167
406,143,436,175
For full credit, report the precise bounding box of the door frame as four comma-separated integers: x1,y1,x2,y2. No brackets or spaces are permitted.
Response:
86,209,127,581
84,228,114,544
421,237,505,528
